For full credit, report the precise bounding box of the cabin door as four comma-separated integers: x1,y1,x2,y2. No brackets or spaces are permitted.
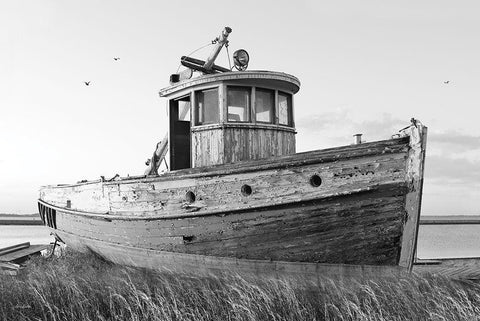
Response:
169,96,191,170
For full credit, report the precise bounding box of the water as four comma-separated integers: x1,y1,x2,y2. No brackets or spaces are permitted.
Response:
0,225,54,249
1,225,479,259
416,224,480,259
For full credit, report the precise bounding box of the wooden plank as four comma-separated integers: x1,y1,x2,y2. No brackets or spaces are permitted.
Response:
398,124,428,271
41,152,408,219
414,259,442,265
222,127,295,164
414,258,480,280
54,229,407,281
40,136,409,194
0,244,50,262
39,134,421,269
192,128,224,167
0,242,30,256
40,181,110,213
0,261,21,270
158,71,300,98
50,183,407,266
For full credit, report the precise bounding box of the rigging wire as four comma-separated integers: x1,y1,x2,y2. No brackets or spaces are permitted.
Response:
225,42,232,71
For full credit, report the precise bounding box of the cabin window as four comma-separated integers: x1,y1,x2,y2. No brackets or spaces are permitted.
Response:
255,88,274,123
176,96,191,122
278,92,292,126
227,86,250,122
195,88,219,125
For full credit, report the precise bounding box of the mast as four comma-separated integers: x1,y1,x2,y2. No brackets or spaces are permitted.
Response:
203,27,232,72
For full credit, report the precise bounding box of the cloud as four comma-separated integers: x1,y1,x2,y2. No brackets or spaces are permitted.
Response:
428,132,480,153
425,155,480,186
354,116,410,140
296,110,410,143
296,110,480,188
296,110,480,187
296,109,351,132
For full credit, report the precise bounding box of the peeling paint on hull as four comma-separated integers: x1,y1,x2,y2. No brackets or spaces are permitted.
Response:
38,125,427,278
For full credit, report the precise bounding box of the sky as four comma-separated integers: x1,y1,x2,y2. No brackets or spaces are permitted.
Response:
1,0,479,214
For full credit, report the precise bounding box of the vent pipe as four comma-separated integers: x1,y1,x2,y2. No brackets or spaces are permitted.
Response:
353,134,362,144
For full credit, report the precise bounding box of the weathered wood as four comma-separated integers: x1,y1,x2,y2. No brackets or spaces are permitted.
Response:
40,150,407,219
0,242,30,257
0,262,21,275
54,229,407,281
39,125,426,276
414,257,480,280
38,26,429,278
145,133,169,176
158,71,300,98
398,124,427,271
203,27,231,71
192,127,224,167
38,130,420,269
192,124,296,167
41,136,409,191
0,244,50,262
0,262,21,270
50,184,406,265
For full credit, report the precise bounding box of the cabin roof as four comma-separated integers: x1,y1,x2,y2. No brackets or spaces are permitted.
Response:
159,70,300,98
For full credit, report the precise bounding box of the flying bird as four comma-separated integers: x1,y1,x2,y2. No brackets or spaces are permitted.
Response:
444,80,450,84
84,81,91,86
113,57,120,61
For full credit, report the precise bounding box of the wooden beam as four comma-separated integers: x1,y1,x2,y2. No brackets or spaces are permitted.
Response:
398,124,428,271
203,27,231,71
0,242,30,257
0,244,50,262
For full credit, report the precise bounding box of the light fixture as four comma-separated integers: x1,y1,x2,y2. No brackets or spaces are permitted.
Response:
233,49,249,71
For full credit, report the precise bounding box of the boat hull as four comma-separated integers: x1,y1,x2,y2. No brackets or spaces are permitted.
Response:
38,125,427,277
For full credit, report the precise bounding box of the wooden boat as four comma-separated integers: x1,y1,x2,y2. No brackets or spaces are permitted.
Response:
38,27,427,279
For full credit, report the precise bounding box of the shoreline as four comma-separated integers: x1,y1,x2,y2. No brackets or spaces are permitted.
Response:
0,215,41,226
0,220,42,226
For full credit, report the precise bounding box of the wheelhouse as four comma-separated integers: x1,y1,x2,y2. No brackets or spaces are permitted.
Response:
159,71,301,170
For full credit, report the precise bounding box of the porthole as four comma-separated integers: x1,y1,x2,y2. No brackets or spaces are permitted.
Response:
185,191,196,203
310,174,322,187
241,184,252,196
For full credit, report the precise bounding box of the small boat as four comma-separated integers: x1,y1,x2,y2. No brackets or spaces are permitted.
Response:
38,27,427,279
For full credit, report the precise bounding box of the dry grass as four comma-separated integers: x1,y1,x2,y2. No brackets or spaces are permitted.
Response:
1,250,479,321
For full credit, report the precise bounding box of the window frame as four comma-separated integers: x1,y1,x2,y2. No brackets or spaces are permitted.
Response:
174,94,192,123
277,91,293,127
226,85,251,123
254,87,275,124
194,87,220,126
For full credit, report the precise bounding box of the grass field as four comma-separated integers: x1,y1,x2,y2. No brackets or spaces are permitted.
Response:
1,250,479,321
